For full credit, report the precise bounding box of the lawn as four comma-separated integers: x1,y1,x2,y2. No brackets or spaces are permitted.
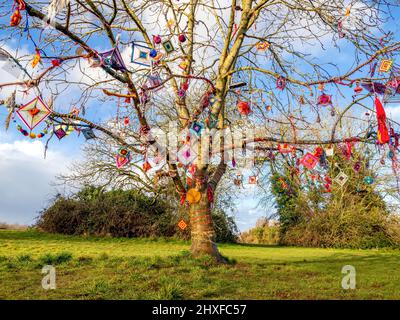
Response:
0,230,400,299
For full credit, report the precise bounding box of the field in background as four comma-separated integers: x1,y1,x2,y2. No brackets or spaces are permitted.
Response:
0,230,400,299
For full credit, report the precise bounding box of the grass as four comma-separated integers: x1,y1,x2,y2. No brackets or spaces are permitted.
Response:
1,230,400,299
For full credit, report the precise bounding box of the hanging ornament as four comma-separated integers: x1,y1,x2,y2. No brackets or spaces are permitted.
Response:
54,126,67,140
237,101,251,116
162,40,175,54
143,160,152,172
375,96,390,144
116,147,132,168
353,161,362,172
364,176,374,185
278,143,294,154
317,93,332,106
300,152,319,170
248,176,257,184
123,117,130,126
31,49,41,68
16,97,52,130
361,82,388,95
379,59,393,73
325,146,334,157
131,42,152,67
177,219,187,230
81,127,96,140
256,42,270,51
178,33,186,43
333,171,348,187
10,8,22,27
100,47,127,71
276,76,286,90
186,188,201,204
190,122,204,137
354,82,363,94
153,35,162,44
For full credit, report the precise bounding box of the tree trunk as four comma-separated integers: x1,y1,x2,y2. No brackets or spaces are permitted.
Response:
189,190,226,263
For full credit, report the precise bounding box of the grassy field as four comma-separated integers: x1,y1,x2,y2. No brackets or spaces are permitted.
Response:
1,230,400,299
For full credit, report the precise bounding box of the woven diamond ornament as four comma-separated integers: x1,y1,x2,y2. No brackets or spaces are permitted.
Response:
379,59,393,73
177,145,197,166
131,42,152,67
333,171,348,186
178,219,187,230
16,97,52,130
99,47,127,71
300,152,319,170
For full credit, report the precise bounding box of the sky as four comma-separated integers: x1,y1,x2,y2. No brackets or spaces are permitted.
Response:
0,1,400,231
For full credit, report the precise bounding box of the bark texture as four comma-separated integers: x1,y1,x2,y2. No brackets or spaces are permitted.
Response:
189,190,225,263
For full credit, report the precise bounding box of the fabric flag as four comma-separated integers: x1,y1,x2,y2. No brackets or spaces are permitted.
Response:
375,96,390,144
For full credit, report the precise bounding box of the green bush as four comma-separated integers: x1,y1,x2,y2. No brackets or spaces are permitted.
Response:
281,203,400,248
35,186,237,242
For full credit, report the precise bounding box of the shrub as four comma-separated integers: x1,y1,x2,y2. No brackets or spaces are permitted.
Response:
281,204,400,248
35,186,238,242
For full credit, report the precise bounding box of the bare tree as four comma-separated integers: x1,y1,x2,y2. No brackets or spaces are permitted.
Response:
1,0,400,261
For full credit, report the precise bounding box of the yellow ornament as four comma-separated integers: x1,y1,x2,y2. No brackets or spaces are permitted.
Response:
167,19,175,28
186,188,201,204
29,132,36,139
31,51,41,68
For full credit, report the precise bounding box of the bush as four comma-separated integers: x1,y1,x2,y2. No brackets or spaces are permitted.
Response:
35,186,237,242
281,204,400,248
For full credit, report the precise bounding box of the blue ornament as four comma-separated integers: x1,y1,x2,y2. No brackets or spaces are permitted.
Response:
364,176,374,185
149,49,158,58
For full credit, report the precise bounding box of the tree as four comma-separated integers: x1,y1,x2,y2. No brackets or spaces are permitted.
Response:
1,0,400,261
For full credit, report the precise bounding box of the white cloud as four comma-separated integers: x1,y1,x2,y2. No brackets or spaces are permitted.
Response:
0,139,72,225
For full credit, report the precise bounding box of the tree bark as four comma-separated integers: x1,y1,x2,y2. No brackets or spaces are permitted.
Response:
189,190,226,263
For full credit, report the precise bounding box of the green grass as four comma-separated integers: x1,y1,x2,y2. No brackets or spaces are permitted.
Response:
1,229,400,299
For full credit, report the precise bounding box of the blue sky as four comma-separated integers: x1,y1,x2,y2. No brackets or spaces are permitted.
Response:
1,2,400,231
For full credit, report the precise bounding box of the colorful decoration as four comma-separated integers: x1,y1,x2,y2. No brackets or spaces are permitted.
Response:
177,145,197,165
278,143,294,154
317,93,332,106
143,160,152,172
178,33,186,43
186,188,201,204
361,82,387,95
54,126,67,140
379,59,393,73
237,101,251,116
300,152,319,170
333,171,348,187
116,147,132,168
81,128,96,140
10,9,22,27
325,146,334,156
256,42,270,51
131,43,152,67
153,35,162,44
276,76,286,90
248,176,257,184
31,49,41,68
177,219,187,230
16,97,52,130
100,47,127,71
375,96,390,144
190,122,204,137
16,124,47,138
354,82,363,94
364,176,374,185
162,40,175,54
